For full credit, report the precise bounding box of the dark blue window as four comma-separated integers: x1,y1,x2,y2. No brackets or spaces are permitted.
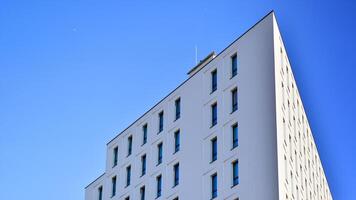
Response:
156,175,162,198
231,54,238,77
211,70,217,92
141,154,146,176
175,98,181,120
142,124,147,145
113,146,118,167
159,111,164,133
232,88,238,112
233,160,239,186
211,103,217,126
211,137,217,162
158,143,163,165
112,176,116,197
174,130,180,153
211,173,217,198
127,136,132,156
126,165,131,186
232,123,238,149
98,186,103,200
174,163,179,186
140,186,145,200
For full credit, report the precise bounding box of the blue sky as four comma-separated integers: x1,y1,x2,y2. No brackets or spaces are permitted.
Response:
0,1,355,199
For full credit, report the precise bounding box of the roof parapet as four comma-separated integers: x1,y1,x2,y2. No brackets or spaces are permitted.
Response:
187,51,216,76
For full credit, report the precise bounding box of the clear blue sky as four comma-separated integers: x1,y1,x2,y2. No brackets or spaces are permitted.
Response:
0,1,355,199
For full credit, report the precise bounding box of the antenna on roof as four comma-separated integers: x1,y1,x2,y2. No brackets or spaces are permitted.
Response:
195,45,198,65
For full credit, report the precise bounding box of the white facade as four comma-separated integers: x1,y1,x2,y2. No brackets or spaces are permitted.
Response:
85,11,332,200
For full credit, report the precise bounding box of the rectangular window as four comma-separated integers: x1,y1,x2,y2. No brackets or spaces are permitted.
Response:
173,163,179,186
111,176,116,197
98,186,103,200
174,130,180,153
142,124,147,145
125,197,129,200
232,123,238,149
127,135,132,156
158,111,164,133
211,103,217,127
140,186,145,200
126,165,131,187
231,87,238,112
232,160,239,186
231,54,237,77
141,154,146,176
175,98,181,120
156,175,162,198
211,69,217,92
113,146,118,167
211,173,217,198
158,142,163,165
211,137,217,162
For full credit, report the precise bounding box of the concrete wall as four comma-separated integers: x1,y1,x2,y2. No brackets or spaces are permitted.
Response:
85,12,279,200
85,12,331,200
273,14,333,200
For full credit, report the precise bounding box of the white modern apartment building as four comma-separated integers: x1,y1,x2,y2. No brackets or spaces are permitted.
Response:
85,11,332,200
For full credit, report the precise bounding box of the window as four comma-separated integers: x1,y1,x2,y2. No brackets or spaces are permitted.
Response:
231,54,238,77
175,98,181,120
156,175,162,198
174,130,180,153
211,173,217,198
127,135,132,156
126,165,131,187
125,197,129,200
158,111,164,133
142,124,147,145
232,160,239,186
111,176,117,197
158,142,163,165
173,163,179,186
173,197,179,200
232,123,238,149
140,186,145,200
113,146,118,167
211,103,217,127
211,69,217,92
141,154,146,176
98,186,103,200
211,137,217,162
231,87,238,112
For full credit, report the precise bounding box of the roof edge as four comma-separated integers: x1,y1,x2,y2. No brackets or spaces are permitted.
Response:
106,10,275,146
85,173,105,189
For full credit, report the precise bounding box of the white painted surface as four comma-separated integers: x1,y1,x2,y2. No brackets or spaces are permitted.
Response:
85,12,332,200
